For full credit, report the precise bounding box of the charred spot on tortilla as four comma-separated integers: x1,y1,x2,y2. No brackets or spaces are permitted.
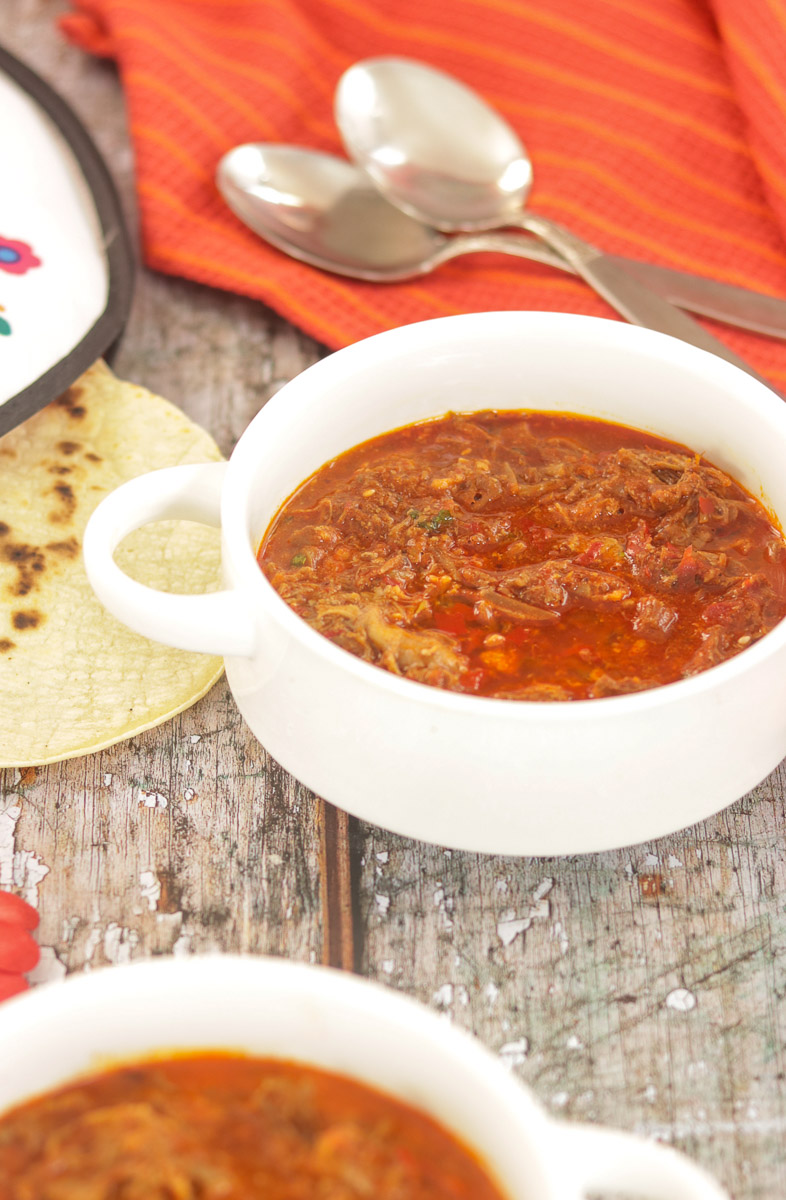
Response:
56,386,84,407
46,539,79,559
53,481,75,503
48,465,72,476
56,387,86,419
0,523,10,537
3,544,43,564
57,441,81,456
57,386,84,404
0,639,15,653
12,611,41,631
2,543,46,597
49,482,77,523
85,453,102,463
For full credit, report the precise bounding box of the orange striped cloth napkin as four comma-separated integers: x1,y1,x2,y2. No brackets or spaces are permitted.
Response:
61,0,786,386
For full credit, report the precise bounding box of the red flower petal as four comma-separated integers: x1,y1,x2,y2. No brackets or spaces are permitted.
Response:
0,972,29,1002
0,891,39,930
0,925,40,973
0,237,41,275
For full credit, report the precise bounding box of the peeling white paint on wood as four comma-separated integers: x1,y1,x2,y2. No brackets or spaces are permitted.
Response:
533,878,554,902
666,987,697,1013
496,888,551,947
27,946,66,986
0,802,21,888
172,932,193,957
432,983,453,1008
552,920,569,955
13,850,49,907
497,910,531,946
433,882,454,932
138,789,168,810
82,927,103,967
0,799,49,904
62,917,79,944
104,923,140,964
499,1038,529,1069
139,870,161,912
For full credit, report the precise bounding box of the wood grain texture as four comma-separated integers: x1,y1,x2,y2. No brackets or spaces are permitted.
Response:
3,698,324,965
358,770,786,1198
320,805,361,971
5,5,786,1198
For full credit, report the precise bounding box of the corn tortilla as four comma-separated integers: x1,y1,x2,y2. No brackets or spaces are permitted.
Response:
0,360,224,766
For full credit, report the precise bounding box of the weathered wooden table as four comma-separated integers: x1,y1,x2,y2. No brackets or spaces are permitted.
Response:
4,6,786,1196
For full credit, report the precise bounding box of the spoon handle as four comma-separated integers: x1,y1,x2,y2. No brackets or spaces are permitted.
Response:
514,213,774,389
604,256,786,340
440,229,786,341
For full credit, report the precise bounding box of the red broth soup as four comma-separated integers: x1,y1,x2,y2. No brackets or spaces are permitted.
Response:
0,1054,506,1199
258,411,786,701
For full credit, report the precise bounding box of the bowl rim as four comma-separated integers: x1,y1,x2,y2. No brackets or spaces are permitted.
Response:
220,311,786,717
0,955,558,1196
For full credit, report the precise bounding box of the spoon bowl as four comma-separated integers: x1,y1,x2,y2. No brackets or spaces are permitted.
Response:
217,143,563,281
334,57,531,232
217,143,444,278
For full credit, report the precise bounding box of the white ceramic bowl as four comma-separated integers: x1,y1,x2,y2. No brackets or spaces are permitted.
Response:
0,955,727,1199
83,312,786,855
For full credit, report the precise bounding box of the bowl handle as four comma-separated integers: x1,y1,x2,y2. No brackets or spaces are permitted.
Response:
82,462,257,658
555,1122,729,1199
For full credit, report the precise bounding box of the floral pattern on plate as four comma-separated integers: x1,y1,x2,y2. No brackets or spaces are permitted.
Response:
0,235,41,276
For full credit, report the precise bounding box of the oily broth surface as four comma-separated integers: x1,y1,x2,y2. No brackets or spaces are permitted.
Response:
258,410,786,701
0,1053,507,1199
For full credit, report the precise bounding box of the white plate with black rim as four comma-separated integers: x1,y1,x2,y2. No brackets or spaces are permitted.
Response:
0,43,134,435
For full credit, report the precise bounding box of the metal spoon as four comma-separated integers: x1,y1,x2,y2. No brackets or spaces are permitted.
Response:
217,144,786,341
334,57,776,382
216,143,571,280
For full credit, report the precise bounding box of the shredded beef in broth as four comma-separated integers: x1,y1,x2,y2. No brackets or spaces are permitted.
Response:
259,411,786,700
0,1055,505,1200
